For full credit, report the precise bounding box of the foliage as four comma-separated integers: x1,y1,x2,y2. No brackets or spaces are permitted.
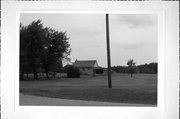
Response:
137,63,157,74
41,28,70,79
50,60,63,73
20,20,46,80
64,65,80,78
20,20,71,80
111,66,129,73
127,59,136,77
112,62,157,74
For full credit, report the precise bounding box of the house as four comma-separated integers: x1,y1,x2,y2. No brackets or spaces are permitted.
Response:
73,60,103,75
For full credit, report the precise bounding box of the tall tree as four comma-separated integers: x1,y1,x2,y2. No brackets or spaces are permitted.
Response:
20,20,71,80
127,59,136,78
41,28,71,79
20,20,49,80
20,23,27,79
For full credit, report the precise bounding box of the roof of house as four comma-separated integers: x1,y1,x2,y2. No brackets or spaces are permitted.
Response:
73,60,98,68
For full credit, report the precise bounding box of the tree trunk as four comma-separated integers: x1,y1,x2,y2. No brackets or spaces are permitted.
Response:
131,73,132,78
46,70,49,79
26,73,28,79
53,72,56,78
34,73,38,80
33,68,38,80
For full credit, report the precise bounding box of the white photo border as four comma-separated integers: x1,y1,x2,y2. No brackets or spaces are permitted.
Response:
1,1,179,119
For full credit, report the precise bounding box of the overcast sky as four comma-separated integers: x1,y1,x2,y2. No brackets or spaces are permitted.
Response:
21,13,157,67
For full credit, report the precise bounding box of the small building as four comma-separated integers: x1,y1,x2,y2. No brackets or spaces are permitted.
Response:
73,60,103,75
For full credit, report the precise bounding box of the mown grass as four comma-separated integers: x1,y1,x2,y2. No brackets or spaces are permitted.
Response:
20,73,157,105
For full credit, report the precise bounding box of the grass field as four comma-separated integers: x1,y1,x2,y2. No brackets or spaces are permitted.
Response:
20,73,157,105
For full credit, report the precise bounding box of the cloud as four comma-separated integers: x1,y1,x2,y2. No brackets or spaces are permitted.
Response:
111,14,157,28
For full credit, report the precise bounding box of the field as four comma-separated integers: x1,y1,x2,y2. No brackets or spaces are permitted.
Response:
20,73,157,105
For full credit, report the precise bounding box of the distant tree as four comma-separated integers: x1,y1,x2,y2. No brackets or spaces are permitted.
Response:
112,62,157,74
127,59,136,77
111,66,128,73
137,62,157,74
148,62,158,73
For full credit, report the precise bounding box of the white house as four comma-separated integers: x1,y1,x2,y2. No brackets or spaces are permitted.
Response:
73,60,103,75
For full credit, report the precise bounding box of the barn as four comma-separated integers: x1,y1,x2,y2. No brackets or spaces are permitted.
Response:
73,60,103,75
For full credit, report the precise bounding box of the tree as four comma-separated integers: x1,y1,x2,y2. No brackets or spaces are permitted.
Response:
20,20,47,80
148,62,158,73
41,28,71,79
20,20,71,80
127,59,136,78
63,65,80,78
137,62,157,74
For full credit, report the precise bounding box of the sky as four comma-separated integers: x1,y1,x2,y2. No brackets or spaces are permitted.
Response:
20,13,157,67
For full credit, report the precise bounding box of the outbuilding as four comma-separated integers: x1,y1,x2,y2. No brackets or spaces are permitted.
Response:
73,60,103,75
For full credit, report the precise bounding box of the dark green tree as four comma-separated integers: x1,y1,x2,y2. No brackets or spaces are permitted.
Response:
127,59,136,78
63,65,80,78
20,20,47,80
20,20,71,80
41,28,71,79
148,62,158,73
20,23,28,80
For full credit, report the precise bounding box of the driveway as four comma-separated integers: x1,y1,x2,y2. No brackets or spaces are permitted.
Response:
20,93,155,106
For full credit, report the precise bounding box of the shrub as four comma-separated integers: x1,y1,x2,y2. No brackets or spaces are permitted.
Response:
64,65,80,78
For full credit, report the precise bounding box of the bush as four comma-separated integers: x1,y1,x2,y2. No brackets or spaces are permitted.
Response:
64,65,80,78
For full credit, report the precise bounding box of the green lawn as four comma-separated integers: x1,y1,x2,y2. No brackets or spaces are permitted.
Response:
20,73,157,105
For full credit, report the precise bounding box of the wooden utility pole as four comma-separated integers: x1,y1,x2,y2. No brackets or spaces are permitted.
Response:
106,14,112,88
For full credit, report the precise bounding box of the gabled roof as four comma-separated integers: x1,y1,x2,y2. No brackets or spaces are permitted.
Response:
73,60,98,68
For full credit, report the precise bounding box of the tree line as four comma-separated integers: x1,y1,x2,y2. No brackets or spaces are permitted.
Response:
20,20,71,80
111,62,157,75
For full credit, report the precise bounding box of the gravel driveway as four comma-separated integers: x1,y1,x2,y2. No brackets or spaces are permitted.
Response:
20,93,155,106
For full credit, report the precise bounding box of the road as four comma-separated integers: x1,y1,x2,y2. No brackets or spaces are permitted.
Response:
20,93,155,106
